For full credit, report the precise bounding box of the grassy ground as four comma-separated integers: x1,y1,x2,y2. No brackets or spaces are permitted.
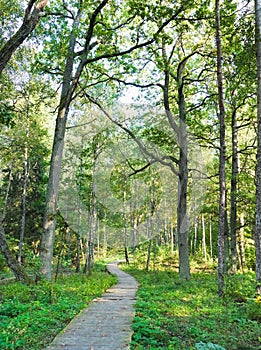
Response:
122,264,261,350
0,263,117,350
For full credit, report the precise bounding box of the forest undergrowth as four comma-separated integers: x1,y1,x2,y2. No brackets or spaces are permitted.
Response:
0,262,117,350
121,250,261,350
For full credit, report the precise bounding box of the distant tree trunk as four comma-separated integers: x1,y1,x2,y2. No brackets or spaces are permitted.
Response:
255,0,261,284
193,219,198,254
224,199,229,270
75,233,81,273
170,223,174,256
215,0,227,296
238,214,246,271
0,0,48,74
202,214,207,262
97,217,100,258
230,109,239,273
84,179,96,274
123,162,129,264
103,214,107,257
0,167,32,284
18,140,29,264
209,218,213,258
146,238,152,271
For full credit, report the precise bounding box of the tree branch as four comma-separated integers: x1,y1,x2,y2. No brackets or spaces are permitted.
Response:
84,93,179,176
0,0,48,74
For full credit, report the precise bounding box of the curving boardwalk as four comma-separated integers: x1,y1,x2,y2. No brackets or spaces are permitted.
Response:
44,262,138,350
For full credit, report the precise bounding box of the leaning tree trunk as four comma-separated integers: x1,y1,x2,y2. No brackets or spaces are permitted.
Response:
0,0,48,74
255,0,261,285
215,0,227,296
0,221,32,284
0,167,32,284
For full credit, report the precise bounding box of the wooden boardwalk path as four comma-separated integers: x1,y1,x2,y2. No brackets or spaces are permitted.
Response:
44,262,138,350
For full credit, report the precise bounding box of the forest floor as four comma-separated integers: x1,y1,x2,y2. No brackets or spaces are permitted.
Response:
43,261,138,350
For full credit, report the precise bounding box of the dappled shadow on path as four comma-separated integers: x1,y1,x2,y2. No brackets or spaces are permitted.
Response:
44,262,138,350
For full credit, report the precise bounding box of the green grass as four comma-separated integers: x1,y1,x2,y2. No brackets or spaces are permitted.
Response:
122,265,261,350
0,263,117,350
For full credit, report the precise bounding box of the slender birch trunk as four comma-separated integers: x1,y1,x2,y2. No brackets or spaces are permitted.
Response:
215,0,227,295
18,137,29,264
202,214,207,262
209,218,213,259
255,0,261,284
123,162,129,264
230,109,239,273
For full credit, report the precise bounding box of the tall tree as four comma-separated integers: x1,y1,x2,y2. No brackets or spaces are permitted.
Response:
215,0,227,296
255,0,261,284
39,0,184,279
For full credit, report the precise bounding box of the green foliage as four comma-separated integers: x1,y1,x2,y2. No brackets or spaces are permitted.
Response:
121,265,261,350
0,264,117,350
195,342,226,350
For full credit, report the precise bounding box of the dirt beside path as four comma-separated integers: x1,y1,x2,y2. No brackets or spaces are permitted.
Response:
44,261,138,350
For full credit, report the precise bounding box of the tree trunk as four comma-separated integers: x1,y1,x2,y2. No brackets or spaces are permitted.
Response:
170,222,174,255
238,214,246,271
255,0,261,284
84,179,96,274
39,9,83,280
123,162,129,264
146,237,152,271
209,217,213,258
75,233,81,273
0,167,32,284
202,214,207,262
18,142,29,263
39,1,110,279
0,0,48,74
177,63,190,280
215,0,227,296
194,219,198,254
0,221,32,284
230,109,239,274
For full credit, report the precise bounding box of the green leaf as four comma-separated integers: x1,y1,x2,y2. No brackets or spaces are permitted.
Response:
195,342,226,350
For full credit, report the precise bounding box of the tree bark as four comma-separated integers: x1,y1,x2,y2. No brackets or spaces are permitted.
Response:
215,0,226,296
202,214,207,262
238,214,246,271
230,109,239,274
123,162,129,264
161,46,190,279
39,8,83,279
0,0,48,74
18,128,29,264
209,217,213,258
255,0,261,283
176,60,190,280
39,0,110,280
